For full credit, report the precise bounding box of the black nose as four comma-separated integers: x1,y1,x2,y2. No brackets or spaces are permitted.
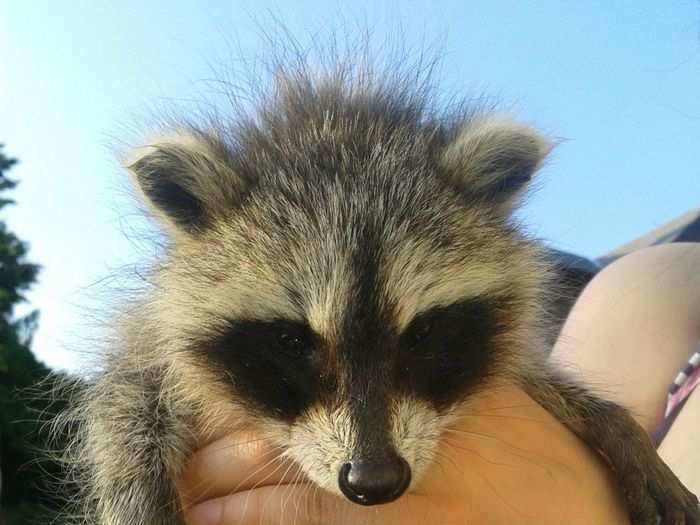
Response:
338,456,411,505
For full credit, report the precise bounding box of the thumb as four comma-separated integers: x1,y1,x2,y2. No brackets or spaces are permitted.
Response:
186,484,443,525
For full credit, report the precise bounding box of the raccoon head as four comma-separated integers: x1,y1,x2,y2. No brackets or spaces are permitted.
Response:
128,99,551,505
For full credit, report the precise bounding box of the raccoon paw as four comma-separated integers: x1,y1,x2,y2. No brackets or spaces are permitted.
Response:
650,481,700,525
622,463,700,525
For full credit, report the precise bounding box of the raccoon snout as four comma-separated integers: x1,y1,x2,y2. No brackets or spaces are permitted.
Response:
337,455,411,506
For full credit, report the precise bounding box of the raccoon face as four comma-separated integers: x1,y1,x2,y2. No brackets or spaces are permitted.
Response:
129,111,551,505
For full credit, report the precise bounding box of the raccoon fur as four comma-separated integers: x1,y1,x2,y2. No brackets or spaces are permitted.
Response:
58,47,699,525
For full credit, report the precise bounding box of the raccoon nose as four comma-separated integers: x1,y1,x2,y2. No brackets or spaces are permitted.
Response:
338,456,411,505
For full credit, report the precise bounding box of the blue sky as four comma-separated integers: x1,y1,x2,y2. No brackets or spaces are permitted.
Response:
1,1,699,371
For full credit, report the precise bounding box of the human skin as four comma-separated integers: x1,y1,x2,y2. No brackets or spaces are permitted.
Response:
180,383,629,525
551,243,700,493
180,243,700,525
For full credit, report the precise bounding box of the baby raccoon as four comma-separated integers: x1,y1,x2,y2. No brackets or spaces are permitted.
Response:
61,53,698,525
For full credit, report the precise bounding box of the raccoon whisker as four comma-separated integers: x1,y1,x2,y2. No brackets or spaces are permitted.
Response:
454,411,553,425
292,472,316,525
303,479,320,525
226,449,290,499
277,465,314,525
443,426,534,454
312,481,323,523
435,438,531,520
441,430,557,480
461,401,536,411
212,439,285,456
458,402,539,412
282,462,307,525
274,483,289,525
440,436,533,472
431,448,461,473
175,442,267,513
238,487,256,522
289,476,302,525
157,463,204,523
441,436,519,470
261,455,300,521
185,436,283,477
236,456,293,522
472,461,533,522
444,429,550,468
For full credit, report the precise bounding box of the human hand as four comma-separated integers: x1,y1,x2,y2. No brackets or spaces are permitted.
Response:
179,385,629,525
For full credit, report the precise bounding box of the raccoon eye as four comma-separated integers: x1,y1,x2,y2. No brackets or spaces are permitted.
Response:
407,319,432,344
278,331,312,357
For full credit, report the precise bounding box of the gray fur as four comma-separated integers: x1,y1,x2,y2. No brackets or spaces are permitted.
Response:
55,43,698,525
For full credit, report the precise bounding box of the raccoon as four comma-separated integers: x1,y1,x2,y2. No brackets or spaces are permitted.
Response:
59,50,699,525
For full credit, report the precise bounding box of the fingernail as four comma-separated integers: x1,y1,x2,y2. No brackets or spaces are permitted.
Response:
187,500,223,525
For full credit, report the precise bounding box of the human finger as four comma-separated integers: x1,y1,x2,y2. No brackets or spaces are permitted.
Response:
186,483,444,525
179,432,303,508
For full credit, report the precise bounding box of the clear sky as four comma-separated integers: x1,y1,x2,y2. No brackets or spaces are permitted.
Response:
1,1,699,372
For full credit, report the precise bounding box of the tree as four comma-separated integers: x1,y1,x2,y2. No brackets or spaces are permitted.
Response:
0,144,64,524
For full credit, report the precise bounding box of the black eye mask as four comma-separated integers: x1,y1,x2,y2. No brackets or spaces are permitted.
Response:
397,297,507,409
203,318,322,420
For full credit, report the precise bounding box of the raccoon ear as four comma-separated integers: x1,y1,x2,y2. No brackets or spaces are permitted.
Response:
441,118,553,213
126,131,246,235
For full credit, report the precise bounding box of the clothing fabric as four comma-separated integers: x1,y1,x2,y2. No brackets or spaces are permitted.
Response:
652,344,700,447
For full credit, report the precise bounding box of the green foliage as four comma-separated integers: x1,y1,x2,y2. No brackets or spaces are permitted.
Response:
0,149,37,317
0,145,69,524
